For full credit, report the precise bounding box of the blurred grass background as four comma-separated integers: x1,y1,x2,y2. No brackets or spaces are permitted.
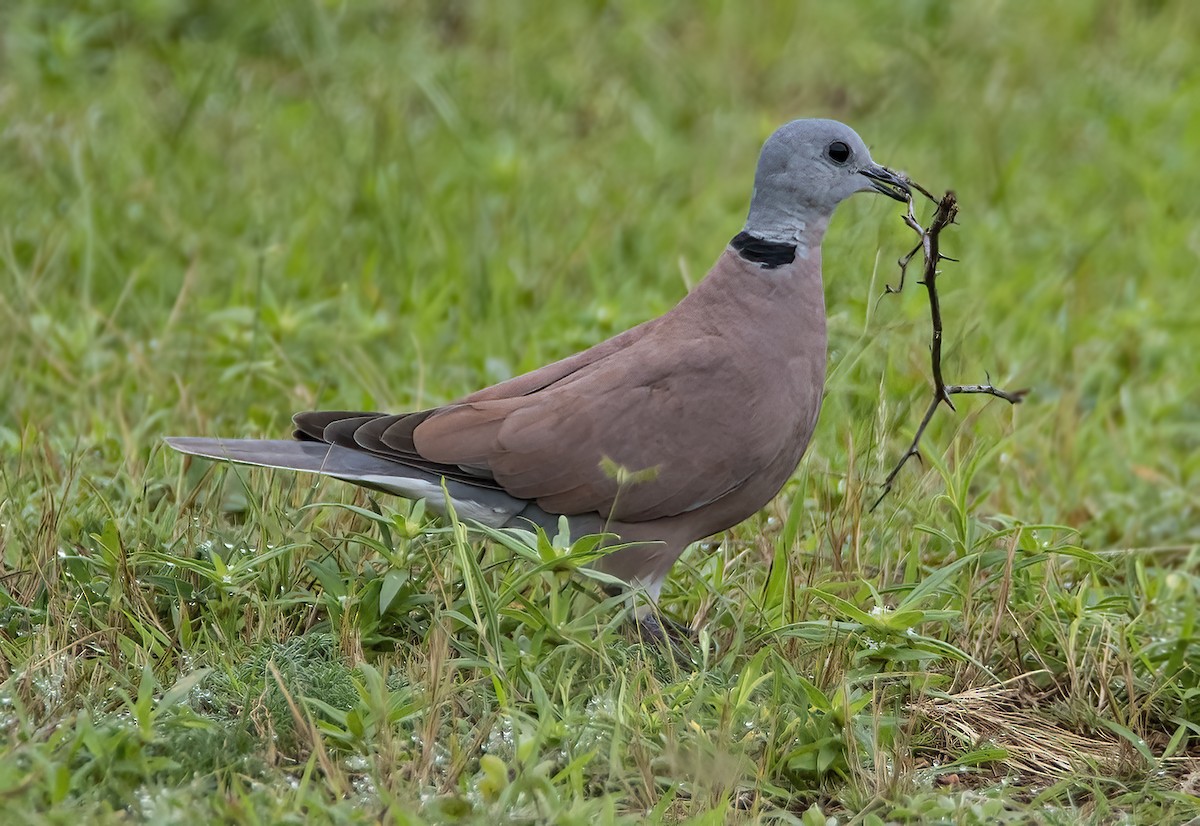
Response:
1,1,1198,823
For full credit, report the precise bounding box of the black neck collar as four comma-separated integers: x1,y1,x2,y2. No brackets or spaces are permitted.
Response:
730,231,796,269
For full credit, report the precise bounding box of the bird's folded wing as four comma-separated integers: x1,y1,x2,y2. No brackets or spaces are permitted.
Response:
412,337,783,522
291,316,667,495
458,318,658,403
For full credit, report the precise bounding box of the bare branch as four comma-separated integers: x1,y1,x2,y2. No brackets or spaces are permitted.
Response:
884,242,923,295
906,176,941,206
872,190,1029,511
944,384,1028,404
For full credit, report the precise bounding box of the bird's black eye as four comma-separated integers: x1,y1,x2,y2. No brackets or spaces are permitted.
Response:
826,140,851,164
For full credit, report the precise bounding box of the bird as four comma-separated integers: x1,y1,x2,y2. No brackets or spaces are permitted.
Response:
167,118,910,604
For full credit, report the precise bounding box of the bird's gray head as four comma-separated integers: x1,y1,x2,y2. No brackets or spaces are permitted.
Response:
742,119,909,250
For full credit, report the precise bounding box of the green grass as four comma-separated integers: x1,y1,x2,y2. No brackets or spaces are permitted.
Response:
1,0,1198,822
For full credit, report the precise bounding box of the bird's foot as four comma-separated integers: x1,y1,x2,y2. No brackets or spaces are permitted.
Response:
626,606,698,667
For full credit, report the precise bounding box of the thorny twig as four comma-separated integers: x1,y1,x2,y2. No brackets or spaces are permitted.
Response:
872,188,1029,511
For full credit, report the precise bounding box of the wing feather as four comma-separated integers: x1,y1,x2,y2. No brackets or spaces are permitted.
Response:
414,334,782,521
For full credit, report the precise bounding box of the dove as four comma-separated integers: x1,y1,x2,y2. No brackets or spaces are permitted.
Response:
168,118,910,602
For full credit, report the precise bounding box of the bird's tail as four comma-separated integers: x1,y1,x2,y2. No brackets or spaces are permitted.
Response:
163,437,526,527
165,437,395,477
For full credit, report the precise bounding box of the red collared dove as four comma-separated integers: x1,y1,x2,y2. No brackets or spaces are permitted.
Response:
168,118,910,601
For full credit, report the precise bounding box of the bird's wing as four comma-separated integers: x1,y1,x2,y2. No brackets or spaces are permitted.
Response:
457,318,658,402
410,328,787,522
287,317,664,492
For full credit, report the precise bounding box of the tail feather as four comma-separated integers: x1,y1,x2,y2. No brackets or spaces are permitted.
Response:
164,437,525,527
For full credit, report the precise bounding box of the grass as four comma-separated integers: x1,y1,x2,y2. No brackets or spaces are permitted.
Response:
1,0,1198,822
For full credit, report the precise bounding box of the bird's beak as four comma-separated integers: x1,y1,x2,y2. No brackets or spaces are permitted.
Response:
859,164,911,202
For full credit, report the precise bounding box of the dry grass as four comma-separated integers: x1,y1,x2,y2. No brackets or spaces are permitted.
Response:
910,677,1126,784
